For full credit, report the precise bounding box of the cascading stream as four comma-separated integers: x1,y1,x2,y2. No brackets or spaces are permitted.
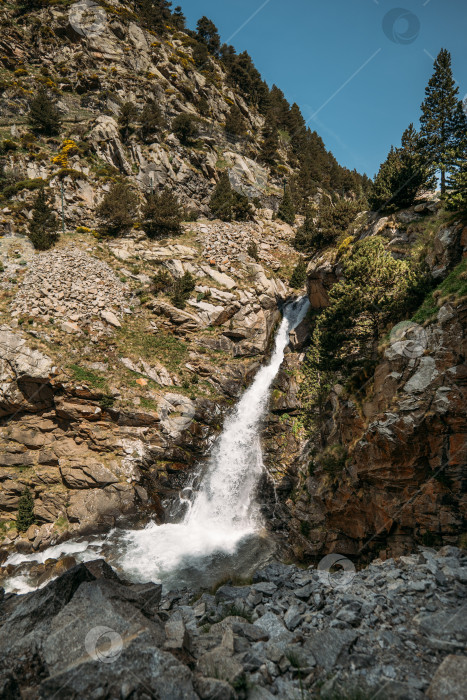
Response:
4,297,309,592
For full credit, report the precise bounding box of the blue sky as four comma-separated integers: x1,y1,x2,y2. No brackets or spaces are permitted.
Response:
182,0,467,178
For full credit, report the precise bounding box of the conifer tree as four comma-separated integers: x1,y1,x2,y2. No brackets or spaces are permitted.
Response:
28,187,60,250
260,123,279,166
118,102,138,140
140,99,164,141
289,258,307,289
142,189,183,238
446,144,467,212
136,0,173,35
277,186,295,225
293,207,317,252
172,113,198,145
225,104,246,138
420,48,467,195
210,172,234,221
172,5,185,30
28,88,61,136
370,124,433,212
97,181,138,236
17,488,35,532
196,16,220,56
312,237,422,373
192,41,210,68
210,172,253,222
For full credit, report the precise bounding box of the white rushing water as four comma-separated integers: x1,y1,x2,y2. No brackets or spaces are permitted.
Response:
4,297,309,591
118,295,310,583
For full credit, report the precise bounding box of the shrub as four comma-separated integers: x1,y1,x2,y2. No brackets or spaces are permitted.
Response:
28,187,59,250
152,269,172,294
28,87,61,135
171,270,195,308
142,189,183,239
317,444,348,477
247,241,259,260
96,181,138,236
173,113,198,145
17,488,35,532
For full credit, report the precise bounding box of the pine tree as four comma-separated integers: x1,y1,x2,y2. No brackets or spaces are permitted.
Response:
420,48,467,195
172,5,185,30
118,102,138,140
192,41,210,68
225,104,246,138
28,187,60,250
293,207,317,252
97,181,138,236
136,0,173,35
142,189,183,238
277,186,295,225
209,172,253,222
313,237,422,374
289,258,307,289
196,16,220,56
446,143,467,212
172,113,198,145
140,99,164,141
260,123,279,166
171,270,195,308
28,88,61,136
17,488,35,532
210,172,234,221
370,124,433,212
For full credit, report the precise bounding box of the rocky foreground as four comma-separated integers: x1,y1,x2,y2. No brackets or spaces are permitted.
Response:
0,546,466,699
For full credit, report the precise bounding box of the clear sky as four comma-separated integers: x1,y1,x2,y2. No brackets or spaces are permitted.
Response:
182,0,467,178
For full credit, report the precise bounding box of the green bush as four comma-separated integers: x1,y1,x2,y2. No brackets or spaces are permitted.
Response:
171,271,195,308
1,177,46,200
247,241,259,260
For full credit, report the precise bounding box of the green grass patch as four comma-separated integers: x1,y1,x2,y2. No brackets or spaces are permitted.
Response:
412,258,467,324
117,327,188,372
69,364,107,388
139,396,159,412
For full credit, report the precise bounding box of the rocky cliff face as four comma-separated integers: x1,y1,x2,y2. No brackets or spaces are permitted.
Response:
0,215,298,556
273,211,467,563
0,0,293,224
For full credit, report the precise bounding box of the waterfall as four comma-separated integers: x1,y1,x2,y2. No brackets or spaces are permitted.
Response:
117,295,310,584
3,297,309,591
